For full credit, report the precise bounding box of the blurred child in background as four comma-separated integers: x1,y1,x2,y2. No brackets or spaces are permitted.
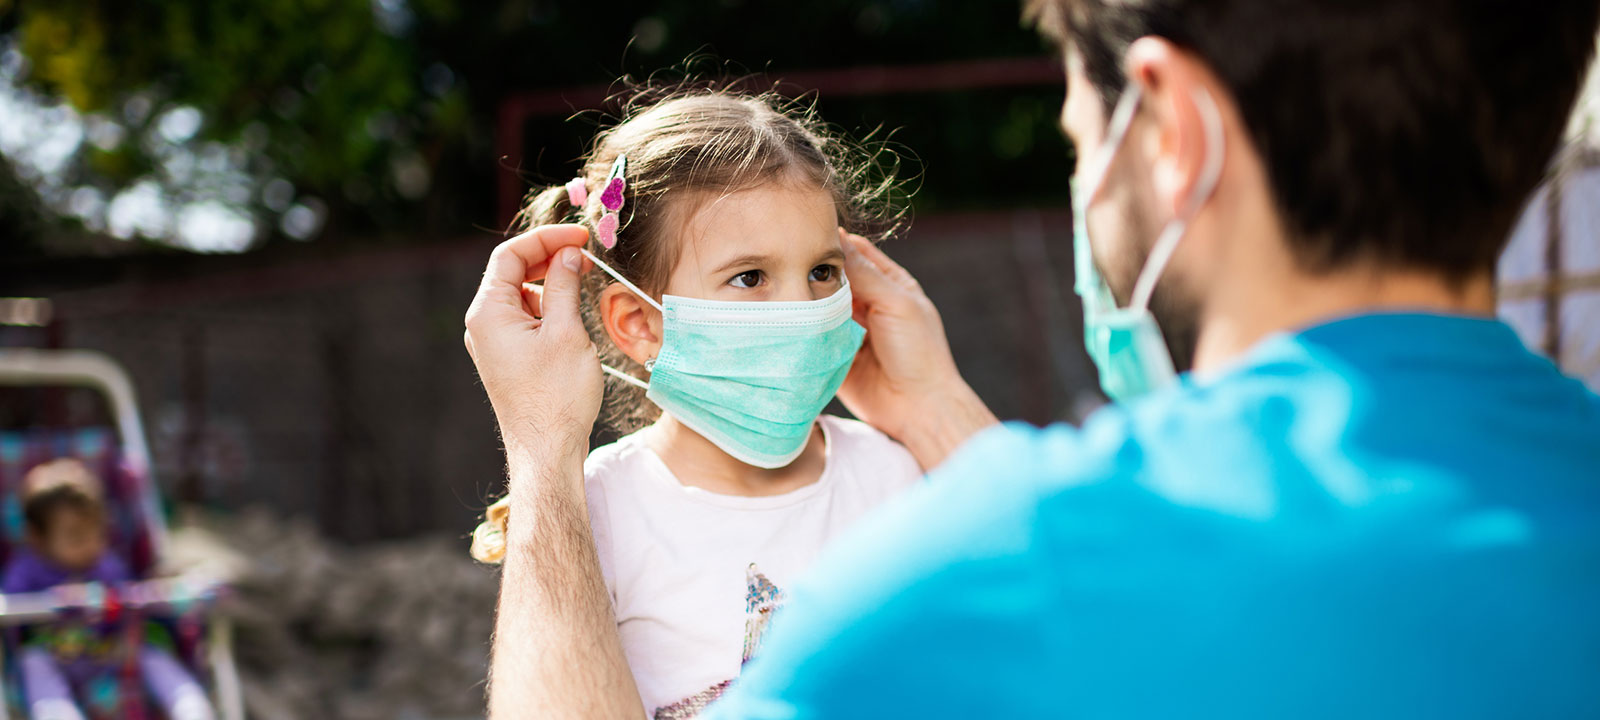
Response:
5,459,214,720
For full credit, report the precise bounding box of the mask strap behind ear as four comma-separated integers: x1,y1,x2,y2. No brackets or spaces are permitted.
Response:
576,247,657,391
1128,87,1225,313
1079,84,1145,209
580,248,663,312
602,364,650,390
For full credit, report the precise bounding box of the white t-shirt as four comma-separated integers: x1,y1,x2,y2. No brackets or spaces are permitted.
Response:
585,414,923,719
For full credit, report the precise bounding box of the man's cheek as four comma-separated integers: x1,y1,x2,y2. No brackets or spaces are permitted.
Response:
1087,204,1138,304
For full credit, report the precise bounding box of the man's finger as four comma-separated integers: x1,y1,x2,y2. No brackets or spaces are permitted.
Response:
841,231,918,298
482,225,590,294
540,247,586,334
522,282,546,319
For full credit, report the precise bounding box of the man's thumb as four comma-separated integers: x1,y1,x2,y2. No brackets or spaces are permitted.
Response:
541,247,586,330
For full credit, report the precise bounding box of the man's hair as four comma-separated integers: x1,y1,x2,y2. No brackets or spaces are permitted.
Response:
1027,0,1600,280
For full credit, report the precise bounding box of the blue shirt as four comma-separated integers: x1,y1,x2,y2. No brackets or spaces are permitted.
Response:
704,313,1600,719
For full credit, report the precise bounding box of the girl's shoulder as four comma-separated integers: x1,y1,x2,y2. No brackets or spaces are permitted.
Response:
578,432,663,589
818,415,924,486
582,428,666,493
818,414,908,454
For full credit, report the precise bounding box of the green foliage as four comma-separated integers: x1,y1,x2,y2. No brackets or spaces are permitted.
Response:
5,0,466,247
0,153,47,242
2,0,1070,252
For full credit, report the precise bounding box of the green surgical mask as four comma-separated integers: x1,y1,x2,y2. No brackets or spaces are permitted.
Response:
585,249,865,468
1071,83,1225,403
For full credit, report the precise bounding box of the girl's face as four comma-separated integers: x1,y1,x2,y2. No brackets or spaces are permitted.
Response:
660,182,844,302
599,181,846,369
36,506,108,573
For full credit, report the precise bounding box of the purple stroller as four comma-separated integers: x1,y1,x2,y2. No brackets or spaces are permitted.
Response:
0,349,242,720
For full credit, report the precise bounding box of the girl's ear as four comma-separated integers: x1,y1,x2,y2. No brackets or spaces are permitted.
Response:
600,283,663,366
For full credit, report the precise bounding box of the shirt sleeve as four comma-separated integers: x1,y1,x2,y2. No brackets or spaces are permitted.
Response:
583,470,619,607
701,422,1097,719
880,431,928,487
2,553,39,594
829,415,927,489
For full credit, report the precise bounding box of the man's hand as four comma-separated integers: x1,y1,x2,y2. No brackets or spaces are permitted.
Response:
465,225,645,718
464,225,602,473
837,231,999,470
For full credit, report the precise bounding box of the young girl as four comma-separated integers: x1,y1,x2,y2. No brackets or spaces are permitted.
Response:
472,90,924,718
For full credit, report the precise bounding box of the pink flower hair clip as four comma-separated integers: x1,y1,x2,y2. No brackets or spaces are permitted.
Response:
577,155,626,249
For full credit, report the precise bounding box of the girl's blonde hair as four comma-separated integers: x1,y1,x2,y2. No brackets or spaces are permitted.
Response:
472,86,908,564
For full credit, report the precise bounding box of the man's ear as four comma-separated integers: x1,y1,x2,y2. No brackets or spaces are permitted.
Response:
1125,37,1227,219
600,283,663,367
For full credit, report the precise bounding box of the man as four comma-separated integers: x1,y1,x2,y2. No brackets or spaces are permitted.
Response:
463,1,1600,716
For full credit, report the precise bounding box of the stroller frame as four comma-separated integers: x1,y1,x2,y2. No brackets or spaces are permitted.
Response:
0,349,243,720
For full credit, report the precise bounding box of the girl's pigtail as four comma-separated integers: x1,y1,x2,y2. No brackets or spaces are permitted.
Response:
470,495,511,564
514,183,581,233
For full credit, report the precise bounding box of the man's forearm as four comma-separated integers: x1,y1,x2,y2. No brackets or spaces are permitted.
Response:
899,382,1000,472
489,441,643,718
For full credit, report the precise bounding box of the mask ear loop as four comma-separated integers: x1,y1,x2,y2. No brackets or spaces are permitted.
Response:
577,248,657,390
602,359,651,390
580,248,663,313
1078,84,1145,208
1073,85,1143,314
1127,86,1226,313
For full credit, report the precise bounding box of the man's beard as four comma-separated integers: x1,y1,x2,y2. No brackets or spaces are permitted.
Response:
1100,190,1202,374
1147,280,1200,374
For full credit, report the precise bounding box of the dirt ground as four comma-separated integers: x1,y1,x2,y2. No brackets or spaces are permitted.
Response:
175,509,498,720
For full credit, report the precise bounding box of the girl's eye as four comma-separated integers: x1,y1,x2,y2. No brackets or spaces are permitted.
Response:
810,265,839,283
729,270,763,289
